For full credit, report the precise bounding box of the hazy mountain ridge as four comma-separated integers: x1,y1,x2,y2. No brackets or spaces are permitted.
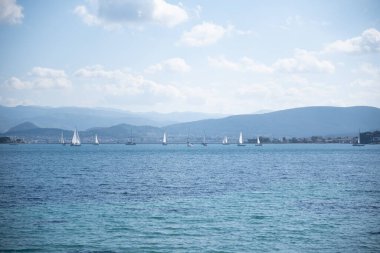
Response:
0,105,227,132
166,106,380,137
2,106,380,143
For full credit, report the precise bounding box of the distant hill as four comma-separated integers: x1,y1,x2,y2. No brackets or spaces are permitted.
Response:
3,122,163,143
165,106,380,138
2,106,380,143
0,105,227,132
7,121,39,132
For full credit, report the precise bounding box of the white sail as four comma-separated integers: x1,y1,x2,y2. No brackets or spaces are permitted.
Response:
71,128,81,146
71,129,77,144
186,130,192,147
257,136,260,144
95,134,99,145
222,136,228,144
239,132,243,144
163,132,167,145
60,132,65,144
76,130,81,145
358,133,361,144
201,133,207,146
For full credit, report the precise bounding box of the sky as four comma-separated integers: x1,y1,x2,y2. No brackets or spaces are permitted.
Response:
0,0,379,114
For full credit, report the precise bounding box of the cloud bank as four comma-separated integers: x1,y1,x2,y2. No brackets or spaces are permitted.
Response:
74,0,188,30
145,58,191,73
180,22,233,47
324,28,380,54
0,0,23,24
5,67,71,90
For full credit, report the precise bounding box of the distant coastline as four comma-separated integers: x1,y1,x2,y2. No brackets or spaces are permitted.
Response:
1,106,380,145
1,131,379,145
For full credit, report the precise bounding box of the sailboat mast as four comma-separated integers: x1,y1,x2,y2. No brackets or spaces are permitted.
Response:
163,132,167,144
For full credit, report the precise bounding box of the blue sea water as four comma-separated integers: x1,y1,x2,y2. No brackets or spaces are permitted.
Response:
0,144,379,252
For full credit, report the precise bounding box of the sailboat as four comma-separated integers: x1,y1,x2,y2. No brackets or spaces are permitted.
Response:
94,134,99,145
353,130,364,146
60,132,66,145
202,132,207,146
126,129,136,145
187,131,193,147
162,132,167,145
255,136,262,146
237,131,246,146
222,136,229,145
71,128,81,146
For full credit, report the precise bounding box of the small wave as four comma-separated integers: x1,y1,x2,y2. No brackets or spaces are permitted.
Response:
47,220,66,224
251,215,267,220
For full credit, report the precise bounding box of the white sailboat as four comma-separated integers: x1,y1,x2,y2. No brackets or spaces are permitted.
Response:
237,131,245,146
202,132,207,146
187,131,193,147
353,130,364,146
60,132,65,145
94,134,99,145
222,136,229,145
255,136,262,146
71,128,81,146
162,132,167,145
126,129,136,145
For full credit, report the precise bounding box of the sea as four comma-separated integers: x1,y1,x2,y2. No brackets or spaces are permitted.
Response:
0,144,379,252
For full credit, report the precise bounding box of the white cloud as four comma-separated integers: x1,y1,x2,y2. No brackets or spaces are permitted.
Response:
146,58,191,73
273,49,335,73
208,56,239,71
5,77,31,89
209,51,333,74
5,67,71,90
30,67,67,78
0,0,23,24
75,65,130,79
324,28,380,54
241,57,274,74
152,0,188,27
353,63,380,77
75,65,183,100
208,56,273,74
180,22,233,47
74,0,188,30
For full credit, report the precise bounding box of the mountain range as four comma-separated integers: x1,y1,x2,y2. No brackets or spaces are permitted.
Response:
0,105,227,133
1,106,380,143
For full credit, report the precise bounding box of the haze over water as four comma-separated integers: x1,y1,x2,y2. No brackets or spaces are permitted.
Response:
1,144,379,252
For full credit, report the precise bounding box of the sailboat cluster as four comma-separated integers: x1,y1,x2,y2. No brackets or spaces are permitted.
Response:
161,131,262,147
60,129,95,146
60,129,263,147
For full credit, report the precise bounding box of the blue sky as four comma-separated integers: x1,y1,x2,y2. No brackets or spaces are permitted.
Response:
0,0,379,114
